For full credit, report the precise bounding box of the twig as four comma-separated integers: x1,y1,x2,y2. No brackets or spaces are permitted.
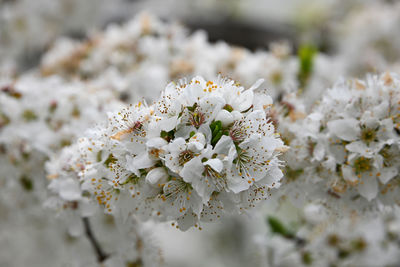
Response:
82,217,109,263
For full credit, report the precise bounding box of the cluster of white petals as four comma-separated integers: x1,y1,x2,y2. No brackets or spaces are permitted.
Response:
0,74,162,266
277,72,400,214
47,76,286,230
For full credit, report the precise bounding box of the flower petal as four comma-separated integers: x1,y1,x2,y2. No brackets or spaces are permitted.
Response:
358,173,378,201
327,118,360,141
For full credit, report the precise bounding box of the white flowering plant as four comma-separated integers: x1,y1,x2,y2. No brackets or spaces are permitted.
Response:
2,5,400,267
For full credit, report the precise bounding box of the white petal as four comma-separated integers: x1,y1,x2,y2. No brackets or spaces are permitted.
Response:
358,174,378,201
248,78,264,91
341,165,358,184
373,101,389,119
181,157,212,202
227,175,250,193
80,199,96,217
327,118,360,141
146,137,168,148
238,89,254,112
313,141,325,161
360,111,379,129
127,153,154,173
215,109,234,127
158,115,179,132
213,135,234,155
176,210,198,231
253,94,272,111
228,180,250,193
198,124,212,143
59,179,81,201
180,157,204,183
167,137,186,153
346,141,369,155
378,167,398,184
164,154,180,174
146,167,168,185
231,110,243,121
188,132,206,151
204,158,223,172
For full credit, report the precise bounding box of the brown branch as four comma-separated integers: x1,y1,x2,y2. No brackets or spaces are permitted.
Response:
82,217,109,263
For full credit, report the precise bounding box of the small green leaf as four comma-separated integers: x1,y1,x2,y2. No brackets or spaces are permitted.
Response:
211,131,223,147
161,130,175,142
209,120,224,147
267,216,294,238
297,44,317,89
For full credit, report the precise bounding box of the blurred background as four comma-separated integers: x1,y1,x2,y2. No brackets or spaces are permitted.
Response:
0,0,378,72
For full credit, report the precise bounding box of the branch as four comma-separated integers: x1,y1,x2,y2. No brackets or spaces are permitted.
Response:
82,217,109,263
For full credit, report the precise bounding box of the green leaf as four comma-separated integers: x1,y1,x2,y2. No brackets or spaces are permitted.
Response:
209,120,224,147
161,130,175,142
267,216,294,238
211,131,223,147
297,44,317,89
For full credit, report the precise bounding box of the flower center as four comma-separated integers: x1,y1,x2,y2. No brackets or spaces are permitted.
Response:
189,110,205,128
353,157,372,174
229,121,246,143
360,127,377,144
179,150,194,165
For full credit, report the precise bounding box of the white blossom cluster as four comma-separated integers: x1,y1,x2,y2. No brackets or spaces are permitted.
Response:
0,74,122,208
47,76,286,230
276,73,400,215
0,74,163,266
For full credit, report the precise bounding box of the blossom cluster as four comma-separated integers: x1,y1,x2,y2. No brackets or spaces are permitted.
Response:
47,76,286,230
276,73,400,215
0,74,122,206
0,74,163,266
